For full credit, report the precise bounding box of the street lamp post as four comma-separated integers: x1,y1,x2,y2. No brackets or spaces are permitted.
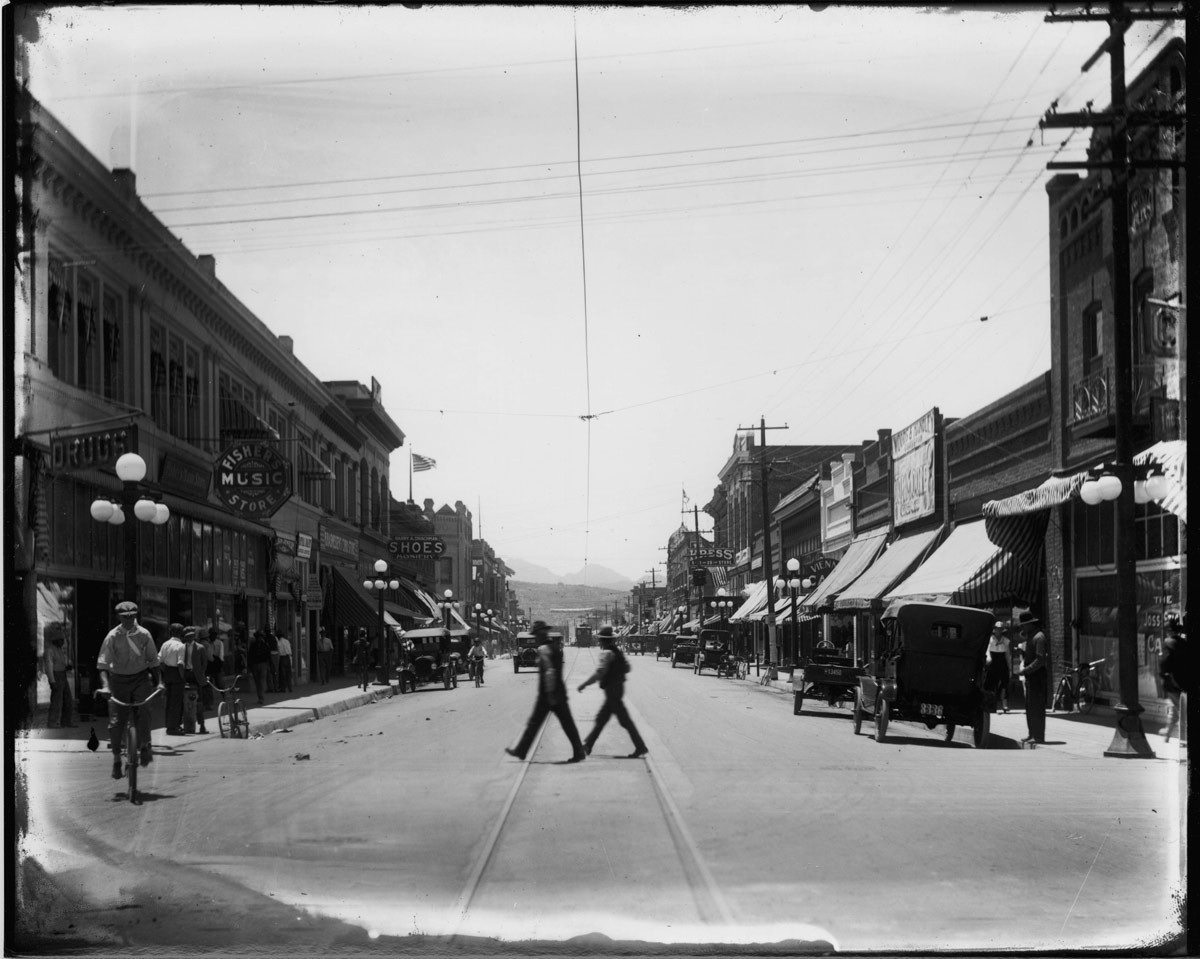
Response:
439,589,456,630
89,452,169,603
677,604,687,633
801,575,819,661
364,559,399,687
787,557,802,670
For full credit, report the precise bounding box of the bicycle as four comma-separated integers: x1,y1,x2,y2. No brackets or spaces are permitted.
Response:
467,658,485,687
209,673,251,739
1053,658,1106,714
99,686,163,804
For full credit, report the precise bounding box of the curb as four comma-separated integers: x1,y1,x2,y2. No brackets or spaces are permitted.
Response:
244,687,396,738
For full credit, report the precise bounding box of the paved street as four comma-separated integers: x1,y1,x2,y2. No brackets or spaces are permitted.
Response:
14,647,1185,954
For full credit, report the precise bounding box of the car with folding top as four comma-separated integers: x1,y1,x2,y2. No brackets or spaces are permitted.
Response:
395,627,459,691
692,629,733,675
513,630,559,672
852,601,995,747
655,633,676,660
791,644,863,713
670,630,699,668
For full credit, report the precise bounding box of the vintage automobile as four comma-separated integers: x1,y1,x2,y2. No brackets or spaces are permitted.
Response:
513,630,553,673
853,601,995,747
693,629,734,675
791,644,863,714
624,634,649,655
670,631,699,668
655,633,676,660
395,627,460,692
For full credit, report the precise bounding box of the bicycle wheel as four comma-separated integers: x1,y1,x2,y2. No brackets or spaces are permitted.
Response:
1076,677,1095,714
1053,678,1073,712
218,700,230,738
125,722,139,802
233,703,250,738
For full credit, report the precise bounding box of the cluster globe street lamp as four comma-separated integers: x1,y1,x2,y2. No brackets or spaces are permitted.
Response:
677,604,687,633
89,452,169,602
364,559,399,687
709,588,733,629
439,589,458,630
786,558,803,669
474,603,494,644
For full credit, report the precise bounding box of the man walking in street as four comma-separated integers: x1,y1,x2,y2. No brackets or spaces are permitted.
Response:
1014,611,1049,745
96,601,164,778
159,623,188,735
578,626,648,758
43,623,77,728
506,621,586,763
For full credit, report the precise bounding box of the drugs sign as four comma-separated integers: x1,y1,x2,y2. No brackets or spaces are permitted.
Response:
213,442,292,518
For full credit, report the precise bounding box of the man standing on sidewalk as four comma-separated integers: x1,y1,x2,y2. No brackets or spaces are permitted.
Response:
578,626,647,758
43,623,77,728
276,632,294,692
248,630,271,705
317,628,333,685
1015,611,1049,745
184,627,211,734
159,624,188,735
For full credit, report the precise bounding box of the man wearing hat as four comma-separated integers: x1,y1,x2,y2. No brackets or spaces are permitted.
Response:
578,625,648,758
1014,611,1049,744
183,626,211,734
158,623,189,735
506,621,587,763
97,601,164,778
43,622,77,728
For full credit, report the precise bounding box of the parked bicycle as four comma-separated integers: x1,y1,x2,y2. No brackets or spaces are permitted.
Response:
1053,658,1106,714
209,673,251,739
98,686,162,804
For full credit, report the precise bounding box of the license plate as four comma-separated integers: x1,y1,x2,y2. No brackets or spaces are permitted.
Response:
919,703,943,718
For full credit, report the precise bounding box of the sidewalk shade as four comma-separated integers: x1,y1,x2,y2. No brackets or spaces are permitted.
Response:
729,580,769,622
833,527,942,610
884,521,1027,607
801,527,888,610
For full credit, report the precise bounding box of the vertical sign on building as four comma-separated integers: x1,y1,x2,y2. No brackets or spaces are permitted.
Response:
891,408,939,528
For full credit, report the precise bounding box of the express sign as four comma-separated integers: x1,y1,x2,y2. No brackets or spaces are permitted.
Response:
213,442,293,518
387,535,446,558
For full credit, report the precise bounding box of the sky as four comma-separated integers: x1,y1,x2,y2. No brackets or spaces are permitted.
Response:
21,3,1180,585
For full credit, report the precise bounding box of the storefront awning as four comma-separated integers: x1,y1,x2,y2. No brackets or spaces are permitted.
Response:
1135,440,1187,525
882,520,1039,608
833,527,943,610
729,580,769,622
219,387,278,442
328,566,385,634
801,527,889,611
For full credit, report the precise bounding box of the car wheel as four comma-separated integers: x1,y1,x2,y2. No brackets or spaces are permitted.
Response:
793,690,804,715
852,690,864,735
875,696,889,743
973,709,990,748
671,657,677,668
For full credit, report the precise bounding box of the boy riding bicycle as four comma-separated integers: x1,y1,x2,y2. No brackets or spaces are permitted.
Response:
466,637,488,684
96,601,164,779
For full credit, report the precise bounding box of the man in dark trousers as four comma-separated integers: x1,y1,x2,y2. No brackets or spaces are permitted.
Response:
578,626,648,758
1015,611,1049,744
247,629,271,706
183,626,211,734
506,622,586,763
1159,612,1189,742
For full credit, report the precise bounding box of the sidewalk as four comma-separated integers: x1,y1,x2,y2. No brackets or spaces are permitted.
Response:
18,676,399,748
753,668,1184,760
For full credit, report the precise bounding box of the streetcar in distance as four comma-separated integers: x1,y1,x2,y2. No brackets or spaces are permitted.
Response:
575,625,594,648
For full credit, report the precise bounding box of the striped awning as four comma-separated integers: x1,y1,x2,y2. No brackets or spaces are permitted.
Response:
297,445,333,478
729,580,770,622
1134,440,1187,525
833,527,943,610
219,388,278,441
981,473,1085,517
801,527,889,611
883,520,1040,609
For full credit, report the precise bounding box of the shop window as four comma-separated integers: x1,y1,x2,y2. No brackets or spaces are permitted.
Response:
47,260,72,380
202,522,214,580
222,527,234,587
1135,502,1179,562
214,526,226,585
1133,270,1153,364
1072,498,1116,569
191,519,204,582
1082,302,1103,372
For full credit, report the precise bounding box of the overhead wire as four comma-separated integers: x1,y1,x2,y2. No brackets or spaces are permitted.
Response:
574,16,594,581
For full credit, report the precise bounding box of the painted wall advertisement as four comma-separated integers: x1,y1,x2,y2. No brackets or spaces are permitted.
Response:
891,408,938,528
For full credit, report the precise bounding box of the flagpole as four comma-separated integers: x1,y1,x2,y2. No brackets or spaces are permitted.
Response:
408,449,413,503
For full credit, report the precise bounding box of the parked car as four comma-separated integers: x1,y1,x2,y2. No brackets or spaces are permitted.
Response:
396,627,459,692
693,629,733,675
853,602,995,747
671,631,699,668
655,633,676,660
625,634,650,655
791,644,863,713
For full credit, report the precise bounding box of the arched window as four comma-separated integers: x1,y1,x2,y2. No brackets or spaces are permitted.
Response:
370,467,380,531
380,476,390,536
359,459,370,529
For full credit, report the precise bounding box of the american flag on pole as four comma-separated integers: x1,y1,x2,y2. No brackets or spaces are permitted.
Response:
412,453,436,472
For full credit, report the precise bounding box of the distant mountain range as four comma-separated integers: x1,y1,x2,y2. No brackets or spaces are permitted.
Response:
510,581,633,629
507,557,634,591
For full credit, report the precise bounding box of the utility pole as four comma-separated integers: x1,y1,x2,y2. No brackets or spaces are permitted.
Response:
1041,2,1183,758
737,416,789,668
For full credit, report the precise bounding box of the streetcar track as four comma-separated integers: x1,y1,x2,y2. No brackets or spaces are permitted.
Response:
451,646,736,934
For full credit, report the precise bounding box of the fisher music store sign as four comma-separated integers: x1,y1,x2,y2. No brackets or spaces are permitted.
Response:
213,442,293,519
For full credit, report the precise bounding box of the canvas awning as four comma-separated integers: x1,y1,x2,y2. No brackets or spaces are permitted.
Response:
1135,439,1187,524
219,387,278,442
833,527,943,610
729,580,770,622
328,566,385,634
801,527,889,611
883,520,1039,608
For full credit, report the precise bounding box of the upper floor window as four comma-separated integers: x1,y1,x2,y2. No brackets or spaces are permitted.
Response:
150,323,168,431
1083,302,1103,369
74,273,98,392
101,291,125,403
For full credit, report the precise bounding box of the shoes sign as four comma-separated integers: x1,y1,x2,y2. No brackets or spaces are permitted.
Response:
387,535,446,559
213,442,293,518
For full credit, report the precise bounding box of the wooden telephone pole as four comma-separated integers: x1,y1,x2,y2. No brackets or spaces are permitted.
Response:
1041,2,1184,757
737,416,789,668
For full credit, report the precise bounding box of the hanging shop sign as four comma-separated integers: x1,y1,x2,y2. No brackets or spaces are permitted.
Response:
50,424,138,473
213,442,292,518
388,535,446,559
688,546,737,566
296,532,313,560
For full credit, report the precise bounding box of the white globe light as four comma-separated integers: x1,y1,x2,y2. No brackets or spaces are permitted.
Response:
153,504,170,525
1145,473,1169,500
487,609,493,616
134,497,158,522
1080,480,1105,506
374,558,388,574
108,505,126,526
114,452,147,483
363,579,373,591
444,589,453,600
1096,473,1122,501
1133,481,1151,504
90,499,114,522
787,557,800,573
374,579,386,590
389,579,399,590
475,603,482,612
789,578,801,589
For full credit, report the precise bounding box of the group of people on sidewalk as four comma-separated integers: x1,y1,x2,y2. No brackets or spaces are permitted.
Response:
506,622,647,763
245,627,295,704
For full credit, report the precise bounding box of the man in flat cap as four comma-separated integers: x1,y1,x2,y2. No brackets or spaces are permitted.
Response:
97,601,164,778
158,623,188,735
